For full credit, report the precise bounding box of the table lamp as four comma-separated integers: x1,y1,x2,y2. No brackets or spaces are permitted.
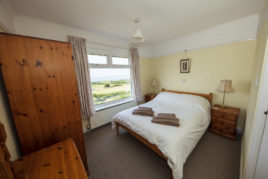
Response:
151,79,158,94
216,80,235,108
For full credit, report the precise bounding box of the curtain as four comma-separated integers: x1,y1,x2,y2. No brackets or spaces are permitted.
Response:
130,48,143,104
69,36,95,128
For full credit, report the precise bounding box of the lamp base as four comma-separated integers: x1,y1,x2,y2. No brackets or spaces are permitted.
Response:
220,104,227,109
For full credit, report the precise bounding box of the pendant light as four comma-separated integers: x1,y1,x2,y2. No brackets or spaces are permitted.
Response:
131,18,146,43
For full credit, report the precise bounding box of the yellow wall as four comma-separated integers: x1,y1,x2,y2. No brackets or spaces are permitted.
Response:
140,40,257,129
140,58,153,96
241,14,268,179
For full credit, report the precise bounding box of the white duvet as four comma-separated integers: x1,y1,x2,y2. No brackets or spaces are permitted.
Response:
112,92,211,179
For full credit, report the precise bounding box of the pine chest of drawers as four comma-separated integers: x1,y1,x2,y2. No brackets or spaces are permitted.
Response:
209,104,240,140
145,93,157,102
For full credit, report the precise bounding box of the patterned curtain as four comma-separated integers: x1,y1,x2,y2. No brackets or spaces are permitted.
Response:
130,48,143,104
69,36,95,128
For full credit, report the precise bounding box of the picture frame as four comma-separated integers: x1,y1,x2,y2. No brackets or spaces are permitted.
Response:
180,58,191,73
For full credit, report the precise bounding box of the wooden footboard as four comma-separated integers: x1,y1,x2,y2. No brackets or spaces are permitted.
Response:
115,121,173,179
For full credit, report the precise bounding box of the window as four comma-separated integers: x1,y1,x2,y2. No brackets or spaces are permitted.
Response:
88,54,107,65
112,57,129,65
88,52,132,109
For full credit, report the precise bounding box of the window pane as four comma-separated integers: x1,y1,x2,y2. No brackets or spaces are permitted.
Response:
88,54,107,64
90,68,131,105
112,57,129,65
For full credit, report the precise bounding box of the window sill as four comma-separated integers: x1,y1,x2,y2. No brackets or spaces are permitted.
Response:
95,98,135,112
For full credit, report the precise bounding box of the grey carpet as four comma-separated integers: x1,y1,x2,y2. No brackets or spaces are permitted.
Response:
85,124,241,179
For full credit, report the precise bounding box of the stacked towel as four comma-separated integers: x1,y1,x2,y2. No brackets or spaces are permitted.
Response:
152,113,180,126
132,107,154,117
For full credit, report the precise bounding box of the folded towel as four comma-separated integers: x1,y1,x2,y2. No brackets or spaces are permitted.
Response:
152,118,180,126
154,113,176,119
138,107,153,111
132,109,154,117
152,113,180,126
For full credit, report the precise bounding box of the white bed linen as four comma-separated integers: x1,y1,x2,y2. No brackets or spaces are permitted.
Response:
112,92,211,179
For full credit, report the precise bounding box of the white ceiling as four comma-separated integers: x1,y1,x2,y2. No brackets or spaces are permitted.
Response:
9,0,266,44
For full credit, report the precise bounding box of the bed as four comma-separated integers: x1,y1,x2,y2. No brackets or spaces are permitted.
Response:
112,89,213,179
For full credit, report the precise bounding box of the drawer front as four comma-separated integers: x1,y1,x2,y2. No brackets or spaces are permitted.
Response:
211,117,235,126
211,125,235,134
145,96,154,102
211,118,236,134
212,111,237,121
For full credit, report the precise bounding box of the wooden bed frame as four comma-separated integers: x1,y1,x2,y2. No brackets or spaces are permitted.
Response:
115,88,213,178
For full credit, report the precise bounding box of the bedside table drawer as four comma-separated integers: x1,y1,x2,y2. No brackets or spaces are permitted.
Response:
211,117,235,126
211,125,235,134
212,111,236,121
211,118,236,134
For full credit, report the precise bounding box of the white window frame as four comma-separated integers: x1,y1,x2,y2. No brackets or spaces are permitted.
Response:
87,46,134,111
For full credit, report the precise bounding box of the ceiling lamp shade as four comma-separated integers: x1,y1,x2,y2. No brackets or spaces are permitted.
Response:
131,18,146,44
131,29,146,43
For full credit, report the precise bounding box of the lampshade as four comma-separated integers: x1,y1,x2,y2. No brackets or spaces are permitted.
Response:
131,29,146,43
216,80,235,93
151,79,157,87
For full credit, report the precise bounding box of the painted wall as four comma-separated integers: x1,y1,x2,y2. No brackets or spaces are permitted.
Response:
241,4,268,179
140,40,256,131
83,101,137,130
139,58,153,96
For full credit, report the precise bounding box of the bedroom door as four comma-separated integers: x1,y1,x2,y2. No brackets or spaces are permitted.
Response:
253,54,268,178
246,37,268,179
0,33,88,172
254,111,268,179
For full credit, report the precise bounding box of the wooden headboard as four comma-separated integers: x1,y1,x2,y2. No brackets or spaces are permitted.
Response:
162,88,213,105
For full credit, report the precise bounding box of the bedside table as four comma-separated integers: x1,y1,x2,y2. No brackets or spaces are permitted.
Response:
209,104,240,140
145,93,157,102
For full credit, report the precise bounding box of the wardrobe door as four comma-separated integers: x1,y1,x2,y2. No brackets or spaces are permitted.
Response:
0,33,88,171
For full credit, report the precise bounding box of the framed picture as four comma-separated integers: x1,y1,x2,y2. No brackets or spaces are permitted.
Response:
180,59,191,73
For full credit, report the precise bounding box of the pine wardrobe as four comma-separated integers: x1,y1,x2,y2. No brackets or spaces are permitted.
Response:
0,33,88,172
